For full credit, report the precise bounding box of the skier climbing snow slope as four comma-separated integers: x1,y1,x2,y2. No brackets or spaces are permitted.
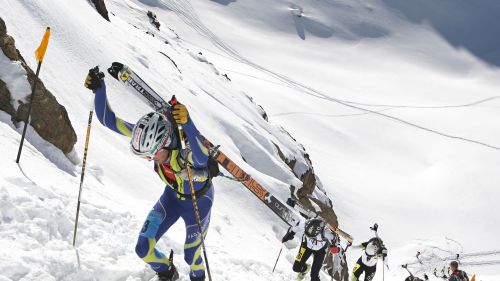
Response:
0,0,500,280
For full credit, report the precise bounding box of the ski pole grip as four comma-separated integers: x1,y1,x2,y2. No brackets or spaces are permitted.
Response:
178,125,186,149
168,95,186,149
169,95,178,106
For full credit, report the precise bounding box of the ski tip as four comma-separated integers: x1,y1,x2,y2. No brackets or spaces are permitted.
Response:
108,62,124,80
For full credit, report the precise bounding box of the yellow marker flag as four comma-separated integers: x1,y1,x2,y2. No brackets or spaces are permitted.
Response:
470,274,476,281
34,27,51,63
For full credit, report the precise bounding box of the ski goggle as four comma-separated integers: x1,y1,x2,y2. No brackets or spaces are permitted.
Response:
140,147,170,161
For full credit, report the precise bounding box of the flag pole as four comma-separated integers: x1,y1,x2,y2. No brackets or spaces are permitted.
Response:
16,27,51,163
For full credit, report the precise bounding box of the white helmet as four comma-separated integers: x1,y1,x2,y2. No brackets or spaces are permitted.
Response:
130,112,173,158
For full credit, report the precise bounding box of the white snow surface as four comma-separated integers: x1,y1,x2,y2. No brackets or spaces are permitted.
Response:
0,51,31,110
1,0,500,280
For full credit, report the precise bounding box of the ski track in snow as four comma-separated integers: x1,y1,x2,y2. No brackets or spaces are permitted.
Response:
153,0,500,152
178,36,500,110
115,2,500,278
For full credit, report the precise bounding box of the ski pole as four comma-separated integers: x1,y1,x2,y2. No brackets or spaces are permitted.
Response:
402,264,413,277
72,98,95,246
272,245,283,273
171,101,212,281
416,251,423,264
16,27,51,163
382,260,385,281
183,136,213,281
344,241,352,252
370,223,379,237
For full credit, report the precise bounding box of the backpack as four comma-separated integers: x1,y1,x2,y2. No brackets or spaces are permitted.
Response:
364,237,384,256
206,152,220,179
450,271,468,281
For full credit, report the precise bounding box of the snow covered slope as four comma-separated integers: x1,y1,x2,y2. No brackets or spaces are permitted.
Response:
1,0,500,280
0,1,317,280
145,0,500,279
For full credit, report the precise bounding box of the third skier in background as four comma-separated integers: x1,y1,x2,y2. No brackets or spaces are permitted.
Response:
282,217,341,281
351,236,387,281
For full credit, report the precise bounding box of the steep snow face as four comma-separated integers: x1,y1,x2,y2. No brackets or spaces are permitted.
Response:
1,0,500,281
381,0,500,67
125,0,500,279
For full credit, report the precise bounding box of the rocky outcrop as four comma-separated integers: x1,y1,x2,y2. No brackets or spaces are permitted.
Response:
0,17,77,154
275,141,339,229
91,0,110,21
0,19,19,61
147,11,161,30
0,79,15,116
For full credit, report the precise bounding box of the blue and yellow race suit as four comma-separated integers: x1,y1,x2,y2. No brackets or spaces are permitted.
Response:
94,81,213,280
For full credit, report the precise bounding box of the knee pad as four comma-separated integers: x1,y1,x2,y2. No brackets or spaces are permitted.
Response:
140,210,163,238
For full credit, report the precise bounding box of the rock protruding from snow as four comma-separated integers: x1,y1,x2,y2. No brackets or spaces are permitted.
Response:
91,0,110,21
147,11,161,30
274,136,338,229
289,4,304,17
0,18,19,61
0,17,77,155
0,79,15,116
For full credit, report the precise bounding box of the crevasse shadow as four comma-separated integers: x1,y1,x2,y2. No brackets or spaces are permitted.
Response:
136,0,162,8
382,0,500,67
293,16,306,40
209,0,237,6
349,22,389,39
293,15,335,40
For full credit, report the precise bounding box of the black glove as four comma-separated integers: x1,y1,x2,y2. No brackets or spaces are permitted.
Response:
84,66,105,92
107,62,124,80
282,232,294,243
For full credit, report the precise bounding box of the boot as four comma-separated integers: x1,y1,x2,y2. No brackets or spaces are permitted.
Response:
156,264,179,281
297,264,311,281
